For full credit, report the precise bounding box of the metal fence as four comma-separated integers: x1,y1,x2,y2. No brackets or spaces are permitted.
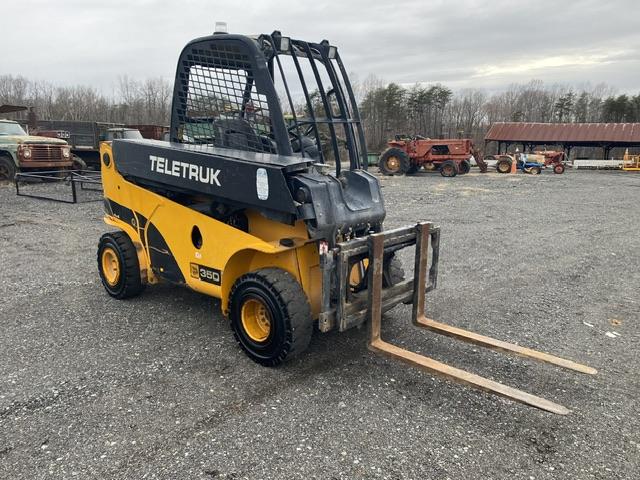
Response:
15,170,103,203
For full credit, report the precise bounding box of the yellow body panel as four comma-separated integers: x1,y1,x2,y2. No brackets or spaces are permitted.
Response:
622,152,640,170
100,143,321,317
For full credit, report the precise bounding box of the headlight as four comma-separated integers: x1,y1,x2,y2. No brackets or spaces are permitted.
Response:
278,36,290,52
22,147,32,158
62,147,71,158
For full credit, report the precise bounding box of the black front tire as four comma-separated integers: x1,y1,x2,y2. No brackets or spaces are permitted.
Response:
439,160,458,177
0,155,17,182
553,164,565,174
229,268,313,367
378,147,410,175
458,159,471,175
72,155,87,172
496,159,511,173
97,231,145,299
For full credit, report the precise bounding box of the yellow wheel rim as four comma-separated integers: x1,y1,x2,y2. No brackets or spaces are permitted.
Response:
241,298,272,342
385,156,400,172
349,259,369,289
101,247,120,287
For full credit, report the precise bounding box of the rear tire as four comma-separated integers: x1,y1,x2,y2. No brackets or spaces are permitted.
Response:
0,155,17,182
458,159,471,175
496,159,511,174
97,231,145,299
553,164,565,174
378,147,410,176
229,268,313,367
439,160,458,177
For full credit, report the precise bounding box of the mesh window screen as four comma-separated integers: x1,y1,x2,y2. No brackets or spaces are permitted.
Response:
176,43,275,153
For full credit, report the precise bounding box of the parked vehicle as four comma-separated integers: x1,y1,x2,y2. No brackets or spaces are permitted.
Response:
529,150,567,174
105,127,143,141
30,120,166,169
482,154,514,170
0,117,73,181
31,120,123,169
125,124,169,141
622,150,640,171
379,135,487,177
491,151,566,174
495,154,544,174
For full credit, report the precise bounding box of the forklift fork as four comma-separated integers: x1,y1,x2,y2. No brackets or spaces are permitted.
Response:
367,223,596,415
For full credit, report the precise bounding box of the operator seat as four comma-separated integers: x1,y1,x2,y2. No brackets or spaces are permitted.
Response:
213,118,275,153
213,117,320,160
291,135,320,160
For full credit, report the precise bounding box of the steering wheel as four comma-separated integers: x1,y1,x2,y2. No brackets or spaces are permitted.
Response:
287,122,315,139
286,122,321,159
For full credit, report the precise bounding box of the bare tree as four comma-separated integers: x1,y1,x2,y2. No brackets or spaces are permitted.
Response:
0,74,636,155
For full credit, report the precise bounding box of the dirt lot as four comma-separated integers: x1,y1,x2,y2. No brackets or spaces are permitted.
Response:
1,169,638,479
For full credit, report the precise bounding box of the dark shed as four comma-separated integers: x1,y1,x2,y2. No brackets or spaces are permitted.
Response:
485,122,640,158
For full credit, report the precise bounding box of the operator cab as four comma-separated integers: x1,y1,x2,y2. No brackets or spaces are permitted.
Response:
112,30,384,243
170,30,368,174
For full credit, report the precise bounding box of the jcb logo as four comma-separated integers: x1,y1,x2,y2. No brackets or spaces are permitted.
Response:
190,263,221,285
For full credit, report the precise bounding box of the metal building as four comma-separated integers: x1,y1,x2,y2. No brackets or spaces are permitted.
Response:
485,122,640,159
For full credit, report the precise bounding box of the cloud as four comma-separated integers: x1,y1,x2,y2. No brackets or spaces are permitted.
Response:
1,0,639,93
473,50,629,78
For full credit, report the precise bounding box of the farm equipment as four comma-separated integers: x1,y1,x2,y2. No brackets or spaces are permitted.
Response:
97,28,595,414
622,150,640,171
378,136,488,177
494,154,543,174
534,150,567,174
494,151,566,174
0,106,74,181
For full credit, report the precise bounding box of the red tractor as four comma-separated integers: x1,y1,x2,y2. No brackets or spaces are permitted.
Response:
378,135,487,177
534,150,567,174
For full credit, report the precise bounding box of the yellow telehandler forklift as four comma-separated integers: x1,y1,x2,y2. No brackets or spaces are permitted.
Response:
97,29,595,414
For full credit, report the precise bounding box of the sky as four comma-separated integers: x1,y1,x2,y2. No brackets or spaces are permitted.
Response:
2,0,639,95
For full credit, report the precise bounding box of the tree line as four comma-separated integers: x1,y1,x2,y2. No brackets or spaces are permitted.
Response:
359,79,640,151
2,74,639,154
0,75,171,126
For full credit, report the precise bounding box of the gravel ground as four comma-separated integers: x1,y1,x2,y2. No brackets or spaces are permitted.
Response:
0,169,638,479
